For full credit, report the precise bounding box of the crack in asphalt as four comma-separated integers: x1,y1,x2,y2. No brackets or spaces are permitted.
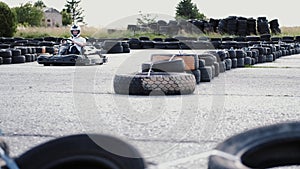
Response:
1,133,56,138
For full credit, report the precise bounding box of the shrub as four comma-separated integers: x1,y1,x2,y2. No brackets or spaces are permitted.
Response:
0,2,17,37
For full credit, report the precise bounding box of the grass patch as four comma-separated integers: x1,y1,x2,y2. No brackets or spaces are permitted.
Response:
14,26,300,39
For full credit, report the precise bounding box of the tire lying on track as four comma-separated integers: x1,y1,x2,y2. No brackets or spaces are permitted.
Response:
114,72,196,95
208,122,300,169
141,59,185,73
15,134,145,169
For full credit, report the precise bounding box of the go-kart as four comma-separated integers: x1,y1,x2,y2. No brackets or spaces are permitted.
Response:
37,38,107,66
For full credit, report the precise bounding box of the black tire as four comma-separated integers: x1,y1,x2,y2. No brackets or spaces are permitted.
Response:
198,54,216,66
16,47,28,55
199,59,205,68
211,65,216,79
46,47,55,54
200,66,213,82
15,134,145,169
237,58,244,68
113,72,196,95
153,42,166,49
25,54,32,62
225,59,232,70
208,122,300,169
11,49,22,57
192,69,201,84
213,62,220,77
12,55,26,64
251,58,256,65
228,49,236,59
123,47,130,53
218,61,225,73
141,59,185,73
3,57,12,64
0,57,3,65
140,41,154,49
266,54,274,62
231,58,237,68
244,57,252,65
235,50,245,59
0,50,12,58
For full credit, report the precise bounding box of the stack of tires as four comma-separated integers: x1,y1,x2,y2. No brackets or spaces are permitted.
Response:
247,18,257,35
198,53,219,82
150,54,201,84
209,18,220,33
218,19,227,34
227,48,238,68
257,17,270,35
0,49,12,64
269,19,281,34
226,16,238,35
11,49,26,64
235,49,247,67
250,46,267,63
237,17,248,36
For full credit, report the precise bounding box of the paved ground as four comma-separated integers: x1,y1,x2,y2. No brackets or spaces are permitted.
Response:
0,50,299,168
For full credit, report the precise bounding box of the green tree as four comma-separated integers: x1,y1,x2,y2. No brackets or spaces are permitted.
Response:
64,0,85,24
175,0,206,20
61,9,72,26
13,2,44,26
34,0,46,8
0,2,17,37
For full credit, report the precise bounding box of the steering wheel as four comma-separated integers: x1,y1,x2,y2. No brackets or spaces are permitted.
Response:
61,38,73,45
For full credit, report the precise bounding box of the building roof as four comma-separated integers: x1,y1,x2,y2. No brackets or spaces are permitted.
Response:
44,7,60,14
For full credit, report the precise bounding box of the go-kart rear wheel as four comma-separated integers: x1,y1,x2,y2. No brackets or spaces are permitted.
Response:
15,134,145,169
44,63,50,66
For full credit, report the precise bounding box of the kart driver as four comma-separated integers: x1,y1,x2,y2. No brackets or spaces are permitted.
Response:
68,24,86,54
60,24,86,55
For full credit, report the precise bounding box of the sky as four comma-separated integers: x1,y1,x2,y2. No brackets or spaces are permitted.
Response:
2,0,300,28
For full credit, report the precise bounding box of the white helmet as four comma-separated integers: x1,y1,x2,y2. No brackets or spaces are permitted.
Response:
70,24,81,38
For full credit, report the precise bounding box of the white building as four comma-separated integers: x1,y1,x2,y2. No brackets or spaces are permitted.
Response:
43,7,62,27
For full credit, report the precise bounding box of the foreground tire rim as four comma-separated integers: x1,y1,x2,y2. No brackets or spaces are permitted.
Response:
208,122,300,169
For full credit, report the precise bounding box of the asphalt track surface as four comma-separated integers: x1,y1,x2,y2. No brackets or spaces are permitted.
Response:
0,49,300,168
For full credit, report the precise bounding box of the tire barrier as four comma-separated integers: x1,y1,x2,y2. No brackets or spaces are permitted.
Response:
0,34,299,68
127,16,280,36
